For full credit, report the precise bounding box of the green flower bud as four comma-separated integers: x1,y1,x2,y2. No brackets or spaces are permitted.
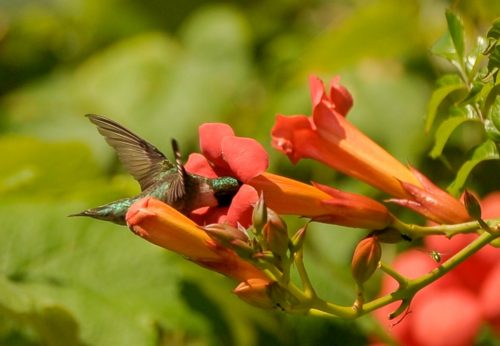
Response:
291,224,308,252
263,210,289,258
252,193,267,235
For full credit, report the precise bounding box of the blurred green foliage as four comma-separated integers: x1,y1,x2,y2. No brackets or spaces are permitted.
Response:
1,0,499,345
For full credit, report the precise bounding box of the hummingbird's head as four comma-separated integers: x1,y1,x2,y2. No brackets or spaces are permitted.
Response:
212,176,242,207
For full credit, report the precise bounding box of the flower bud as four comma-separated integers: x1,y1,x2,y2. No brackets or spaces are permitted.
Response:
204,223,248,246
463,190,482,220
351,236,382,285
252,193,268,234
233,278,275,309
291,224,308,252
263,210,289,258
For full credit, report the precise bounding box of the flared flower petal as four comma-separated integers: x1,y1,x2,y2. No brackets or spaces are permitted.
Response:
221,136,269,183
126,197,270,282
199,123,235,171
185,124,270,227
272,75,469,224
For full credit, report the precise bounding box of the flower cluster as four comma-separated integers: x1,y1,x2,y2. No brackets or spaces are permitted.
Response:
84,75,499,333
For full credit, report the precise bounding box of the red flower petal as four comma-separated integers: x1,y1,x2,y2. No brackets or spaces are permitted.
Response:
199,123,235,169
309,75,326,108
329,76,353,117
412,288,481,346
481,191,500,219
312,101,346,140
480,262,500,334
222,136,269,182
190,206,229,225
185,153,218,178
225,184,259,227
271,114,314,164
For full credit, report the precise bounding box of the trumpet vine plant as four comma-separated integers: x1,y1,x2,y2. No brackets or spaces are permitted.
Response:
87,10,500,341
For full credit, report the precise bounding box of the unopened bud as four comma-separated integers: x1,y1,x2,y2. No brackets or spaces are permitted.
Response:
463,190,482,220
252,193,267,234
230,239,255,259
351,236,382,285
263,210,289,258
204,223,248,246
233,278,275,309
291,224,308,252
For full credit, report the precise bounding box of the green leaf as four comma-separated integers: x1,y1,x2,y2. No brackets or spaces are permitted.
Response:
430,116,479,158
488,91,500,129
486,17,500,40
445,10,465,60
488,45,500,74
431,32,457,61
448,140,500,195
425,82,467,131
485,119,500,141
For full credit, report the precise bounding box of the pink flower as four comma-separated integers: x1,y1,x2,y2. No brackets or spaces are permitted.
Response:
272,75,469,224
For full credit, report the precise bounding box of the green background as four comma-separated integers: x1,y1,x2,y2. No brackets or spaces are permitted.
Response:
0,0,498,345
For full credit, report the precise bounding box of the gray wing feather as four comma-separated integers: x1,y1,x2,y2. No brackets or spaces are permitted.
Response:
86,114,173,190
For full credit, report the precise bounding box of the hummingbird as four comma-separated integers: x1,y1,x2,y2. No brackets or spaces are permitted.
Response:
71,114,241,225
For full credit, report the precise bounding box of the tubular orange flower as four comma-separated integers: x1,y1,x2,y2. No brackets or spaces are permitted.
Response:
271,75,469,224
126,196,270,283
248,172,392,230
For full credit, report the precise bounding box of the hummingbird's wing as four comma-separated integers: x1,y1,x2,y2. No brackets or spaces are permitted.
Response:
86,114,174,190
167,139,188,202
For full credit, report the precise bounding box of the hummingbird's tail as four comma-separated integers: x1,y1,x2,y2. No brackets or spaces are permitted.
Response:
69,201,130,225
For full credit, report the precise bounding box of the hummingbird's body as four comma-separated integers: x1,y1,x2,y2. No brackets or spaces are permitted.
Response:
72,115,240,225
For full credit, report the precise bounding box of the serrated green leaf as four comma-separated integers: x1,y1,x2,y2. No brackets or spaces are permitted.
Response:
425,82,467,131
448,140,500,195
430,116,478,158
445,10,465,60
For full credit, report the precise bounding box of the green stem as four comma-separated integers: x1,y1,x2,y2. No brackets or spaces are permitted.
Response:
290,227,499,319
379,262,409,287
391,217,500,239
294,248,316,299
361,230,498,314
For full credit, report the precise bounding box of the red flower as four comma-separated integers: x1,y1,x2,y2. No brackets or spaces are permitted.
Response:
374,192,500,345
187,123,391,229
271,75,469,224
185,123,269,227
